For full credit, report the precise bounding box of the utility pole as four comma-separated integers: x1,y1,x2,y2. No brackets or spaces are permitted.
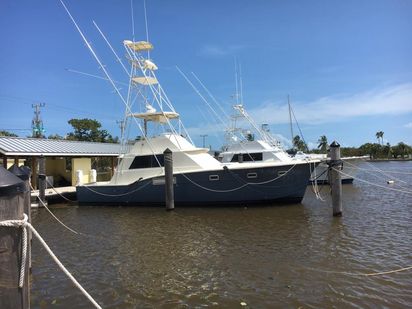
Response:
32,103,46,138
116,119,125,140
200,134,208,148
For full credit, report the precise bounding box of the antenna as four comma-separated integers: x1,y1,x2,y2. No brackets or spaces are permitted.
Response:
143,0,150,59
32,103,46,138
289,99,309,152
190,72,231,122
130,0,135,42
288,95,294,144
239,62,244,105
93,21,130,76
234,57,239,104
66,68,128,86
176,66,226,127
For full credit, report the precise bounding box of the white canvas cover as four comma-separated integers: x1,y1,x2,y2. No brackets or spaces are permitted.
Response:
132,76,158,85
124,40,153,51
129,111,180,123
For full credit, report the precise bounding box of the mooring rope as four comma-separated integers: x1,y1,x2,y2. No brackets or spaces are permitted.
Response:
30,184,81,235
0,215,28,287
179,163,298,193
0,214,102,309
310,161,325,201
345,160,411,188
45,179,76,202
81,177,151,197
304,265,412,277
364,160,410,184
334,168,412,195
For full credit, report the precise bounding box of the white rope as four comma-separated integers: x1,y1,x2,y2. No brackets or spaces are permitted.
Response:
45,179,76,202
181,173,248,193
345,160,411,187
304,265,412,277
334,168,412,195
0,215,28,287
310,161,325,201
81,178,151,197
180,163,298,193
0,214,102,309
30,184,81,235
343,164,412,194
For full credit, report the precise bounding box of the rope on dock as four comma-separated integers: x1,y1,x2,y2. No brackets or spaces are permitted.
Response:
31,184,82,235
0,214,102,308
334,168,412,195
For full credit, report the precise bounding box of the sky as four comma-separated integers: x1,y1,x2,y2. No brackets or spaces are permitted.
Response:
0,0,411,150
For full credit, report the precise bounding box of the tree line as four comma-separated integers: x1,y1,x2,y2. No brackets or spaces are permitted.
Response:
290,131,411,159
1,119,119,143
1,124,411,159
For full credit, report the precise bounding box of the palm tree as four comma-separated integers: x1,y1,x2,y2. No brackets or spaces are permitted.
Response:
317,135,328,153
375,131,384,145
293,135,308,152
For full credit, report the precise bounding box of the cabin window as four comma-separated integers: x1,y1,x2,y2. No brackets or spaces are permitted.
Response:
247,172,257,179
230,152,263,162
209,175,219,181
129,154,164,169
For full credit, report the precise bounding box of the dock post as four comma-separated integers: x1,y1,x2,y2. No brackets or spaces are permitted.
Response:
329,141,342,216
38,155,46,206
8,165,32,270
0,167,30,309
163,148,175,210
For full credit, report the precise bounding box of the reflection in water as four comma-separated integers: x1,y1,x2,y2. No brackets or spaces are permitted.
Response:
30,161,412,308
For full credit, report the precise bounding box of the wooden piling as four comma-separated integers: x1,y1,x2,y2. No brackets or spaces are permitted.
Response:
10,165,32,271
163,148,174,211
0,166,30,309
31,157,37,190
38,155,46,206
330,141,342,216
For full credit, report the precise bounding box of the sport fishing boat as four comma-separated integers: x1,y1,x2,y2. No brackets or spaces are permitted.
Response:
218,104,364,184
75,38,317,206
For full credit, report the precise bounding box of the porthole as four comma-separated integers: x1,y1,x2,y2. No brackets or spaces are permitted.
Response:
209,175,219,181
247,172,257,179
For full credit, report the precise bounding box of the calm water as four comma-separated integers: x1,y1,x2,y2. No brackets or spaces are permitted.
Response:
30,161,412,308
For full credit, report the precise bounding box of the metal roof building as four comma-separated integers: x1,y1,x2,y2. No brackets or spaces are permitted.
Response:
0,137,126,188
0,136,122,157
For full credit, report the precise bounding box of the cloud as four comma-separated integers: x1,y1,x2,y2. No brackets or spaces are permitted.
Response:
404,122,412,128
249,83,412,125
198,44,246,57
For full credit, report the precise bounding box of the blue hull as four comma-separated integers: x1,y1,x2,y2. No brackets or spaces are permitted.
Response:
76,163,311,206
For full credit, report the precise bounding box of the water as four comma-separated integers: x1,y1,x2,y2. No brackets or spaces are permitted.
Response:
30,161,412,308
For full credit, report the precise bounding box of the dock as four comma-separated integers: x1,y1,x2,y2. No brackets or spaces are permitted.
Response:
31,186,76,207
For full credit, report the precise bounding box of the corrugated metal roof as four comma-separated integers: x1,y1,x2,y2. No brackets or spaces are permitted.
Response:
0,137,125,157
